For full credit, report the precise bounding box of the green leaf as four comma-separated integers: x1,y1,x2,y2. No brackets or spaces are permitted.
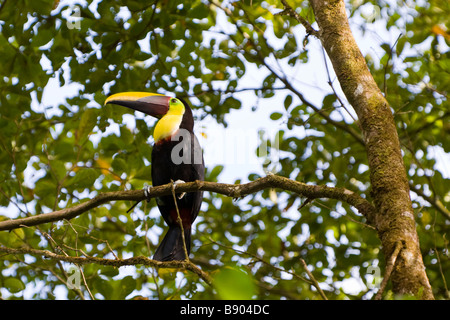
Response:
93,278,114,299
270,112,283,120
208,165,224,182
111,157,128,174
213,266,256,300
284,94,293,110
223,96,241,110
64,168,100,190
25,0,53,14
3,277,26,293
77,108,98,144
34,179,57,207
117,276,137,299
190,3,209,19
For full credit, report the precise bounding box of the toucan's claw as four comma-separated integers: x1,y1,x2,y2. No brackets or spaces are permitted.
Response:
144,185,152,202
174,180,186,199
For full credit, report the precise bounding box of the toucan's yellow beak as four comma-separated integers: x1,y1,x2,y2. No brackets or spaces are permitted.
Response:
105,92,171,118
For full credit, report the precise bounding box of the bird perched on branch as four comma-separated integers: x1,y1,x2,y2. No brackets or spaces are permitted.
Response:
105,92,204,261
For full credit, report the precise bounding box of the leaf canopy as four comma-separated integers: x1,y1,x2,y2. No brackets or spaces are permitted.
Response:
0,0,448,300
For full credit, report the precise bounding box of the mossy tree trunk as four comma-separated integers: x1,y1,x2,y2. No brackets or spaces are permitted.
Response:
308,0,434,299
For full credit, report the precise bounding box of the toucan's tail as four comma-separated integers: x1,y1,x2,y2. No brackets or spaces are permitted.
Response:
153,225,191,261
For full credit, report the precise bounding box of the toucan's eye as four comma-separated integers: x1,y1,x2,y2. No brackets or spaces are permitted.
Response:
171,98,177,104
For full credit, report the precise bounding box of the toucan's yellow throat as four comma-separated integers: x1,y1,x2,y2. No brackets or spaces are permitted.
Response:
153,98,185,142
104,92,186,143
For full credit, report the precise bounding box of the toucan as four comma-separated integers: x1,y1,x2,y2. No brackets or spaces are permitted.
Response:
105,92,204,261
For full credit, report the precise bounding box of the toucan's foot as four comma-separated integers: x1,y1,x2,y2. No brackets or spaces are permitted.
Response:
173,179,185,186
173,180,186,199
143,184,152,202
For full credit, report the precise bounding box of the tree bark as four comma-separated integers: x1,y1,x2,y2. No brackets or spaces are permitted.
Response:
308,0,434,299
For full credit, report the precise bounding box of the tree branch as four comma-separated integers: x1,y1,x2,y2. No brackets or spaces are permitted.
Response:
277,0,320,38
0,174,376,232
300,258,328,300
409,182,450,221
0,245,212,286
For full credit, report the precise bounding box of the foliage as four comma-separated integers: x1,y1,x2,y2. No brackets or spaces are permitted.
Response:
0,0,448,300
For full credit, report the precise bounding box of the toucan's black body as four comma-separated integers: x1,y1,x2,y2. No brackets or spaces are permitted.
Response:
151,100,204,261
105,93,204,261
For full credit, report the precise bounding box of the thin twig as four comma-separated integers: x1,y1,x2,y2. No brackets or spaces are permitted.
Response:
374,241,403,300
321,46,357,122
79,265,95,300
409,182,450,221
277,0,320,38
300,258,328,300
170,180,189,261
432,211,449,299
383,33,402,97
